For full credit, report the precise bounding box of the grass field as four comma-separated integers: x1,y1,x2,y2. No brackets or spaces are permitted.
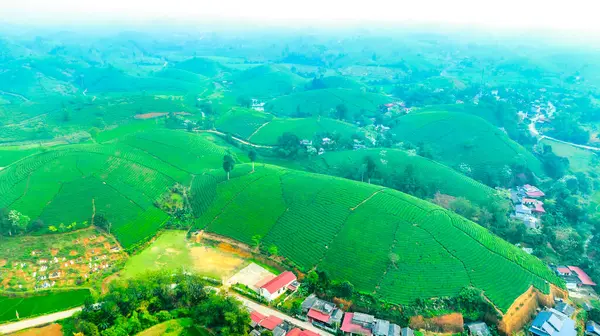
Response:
390,111,545,177
229,65,308,99
248,117,360,145
307,148,498,205
136,318,211,336
265,88,392,118
540,138,599,174
214,108,273,139
122,231,246,280
0,289,91,323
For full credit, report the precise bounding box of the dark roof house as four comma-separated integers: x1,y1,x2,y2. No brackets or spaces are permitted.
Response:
401,327,414,336
554,303,576,317
529,309,576,336
587,321,600,336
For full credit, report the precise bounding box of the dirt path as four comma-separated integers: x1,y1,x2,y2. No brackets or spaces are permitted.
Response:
0,307,82,334
247,121,271,141
350,188,386,211
0,91,30,102
233,294,332,336
195,130,273,149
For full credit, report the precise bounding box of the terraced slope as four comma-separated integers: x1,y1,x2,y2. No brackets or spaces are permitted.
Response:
307,148,497,205
391,111,545,177
229,65,308,99
0,129,561,312
191,164,562,311
248,117,360,145
265,88,392,118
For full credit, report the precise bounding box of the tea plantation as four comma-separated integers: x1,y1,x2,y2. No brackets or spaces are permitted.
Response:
0,129,562,313
0,289,91,323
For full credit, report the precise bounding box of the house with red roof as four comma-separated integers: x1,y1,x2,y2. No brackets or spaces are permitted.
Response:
568,266,596,287
302,294,344,330
555,265,597,288
259,271,298,302
522,184,545,198
341,313,373,335
259,316,285,331
287,328,321,336
522,198,546,214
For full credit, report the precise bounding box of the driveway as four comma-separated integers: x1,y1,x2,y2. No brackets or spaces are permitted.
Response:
234,294,333,336
0,307,82,335
226,263,275,291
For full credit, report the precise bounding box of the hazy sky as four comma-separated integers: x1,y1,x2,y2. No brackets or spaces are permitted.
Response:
1,0,598,34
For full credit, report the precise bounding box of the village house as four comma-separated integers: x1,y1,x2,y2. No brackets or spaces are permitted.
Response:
587,321,600,336
529,308,576,336
340,312,403,336
251,99,265,112
555,266,597,289
465,322,491,336
301,294,344,330
553,302,576,318
258,271,298,302
510,185,546,229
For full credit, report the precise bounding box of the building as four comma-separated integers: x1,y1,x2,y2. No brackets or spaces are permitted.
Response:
259,316,285,331
522,198,546,215
522,184,545,198
302,294,343,329
340,312,402,336
556,266,597,288
287,328,320,336
529,308,577,336
554,303,575,317
259,271,298,302
465,322,491,336
587,321,600,336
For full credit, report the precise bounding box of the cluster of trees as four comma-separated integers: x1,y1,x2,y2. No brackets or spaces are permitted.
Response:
0,209,43,236
64,273,250,336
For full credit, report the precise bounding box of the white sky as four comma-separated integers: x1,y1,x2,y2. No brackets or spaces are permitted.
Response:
1,0,599,34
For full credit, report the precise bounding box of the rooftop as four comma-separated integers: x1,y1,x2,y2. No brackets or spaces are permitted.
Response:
259,315,284,330
529,309,576,336
260,271,297,294
568,266,596,286
466,322,491,336
341,313,373,335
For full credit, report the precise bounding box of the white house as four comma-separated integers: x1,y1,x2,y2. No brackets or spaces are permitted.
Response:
258,271,298,302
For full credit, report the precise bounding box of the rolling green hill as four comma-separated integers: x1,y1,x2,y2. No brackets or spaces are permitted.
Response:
0,128,562,312
391,111,544,177
265,88,392,118
307,148,498,205
229,65,308,99
248,117,360,145
174,57,231,77
214,107,273,139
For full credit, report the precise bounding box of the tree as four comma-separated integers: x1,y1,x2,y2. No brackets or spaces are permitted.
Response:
94,215,112,234
364,156,377,184
237,96,251,108
389,253,399,268
268,244,278,256
223,154,235,180
275,132,301,158
251,235,262,250
7,210,30,236
589,308,600,323
334,281,354,298
335,104,349,120
305,271,319,291
248,149,257,172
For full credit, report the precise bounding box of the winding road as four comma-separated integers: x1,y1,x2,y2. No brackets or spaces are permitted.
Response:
529,119,600,152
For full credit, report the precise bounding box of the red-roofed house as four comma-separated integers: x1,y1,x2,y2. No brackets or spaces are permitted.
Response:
259,315,284,331
250,311,266,325
341,313,373,335
259,271,298,301
556,267,572,276
522,198,546,214
568,266,597,286
523,184,545,198
287,329,320,336
308,308,332,324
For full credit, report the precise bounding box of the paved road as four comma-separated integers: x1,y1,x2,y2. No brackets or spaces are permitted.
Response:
234,295,333,336
0,307,82,335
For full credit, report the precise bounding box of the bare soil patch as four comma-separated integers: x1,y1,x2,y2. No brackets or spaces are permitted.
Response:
12,323,63,336
190,245,245,279
0,259,6,267
134,112,192,120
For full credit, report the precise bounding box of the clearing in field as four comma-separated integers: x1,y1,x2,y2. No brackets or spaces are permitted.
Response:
10,323,63,336
137,318,211,336
122,231,246,280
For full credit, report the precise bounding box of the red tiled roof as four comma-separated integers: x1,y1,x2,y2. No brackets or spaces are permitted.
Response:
526,190,545,197
259,316,284,330
250,311,266,324
557,267,572,275
287,329,302,336
308,308,331,323
341,313,372,335
260,271,297,294
568,266,597,286
533,203,545,213
300,330,320,336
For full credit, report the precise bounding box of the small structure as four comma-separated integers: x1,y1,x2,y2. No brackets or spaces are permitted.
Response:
522,198,546,214
250,311,266,328
465,322,491,336
522,184,545,198
557,266,597,288
554,302,576,317
529,308,576,336
260,316,284,331
587,321,600,336
287,328,320,336
401,327,414,336
258,271,298,302
341,313,373,335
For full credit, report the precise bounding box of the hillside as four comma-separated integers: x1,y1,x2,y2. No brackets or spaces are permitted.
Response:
174,57,231,77
390,111,545,178
229,65,308,99
306,148,498,205
248,117,360,145
265,88,392,118
0,128,562,312
214,107,273,139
